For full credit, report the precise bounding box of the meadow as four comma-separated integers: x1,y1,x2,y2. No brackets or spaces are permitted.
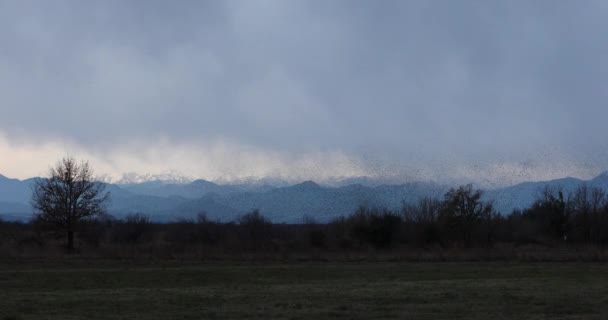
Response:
2,260,607,320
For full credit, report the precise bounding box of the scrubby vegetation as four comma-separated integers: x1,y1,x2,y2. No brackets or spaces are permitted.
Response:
4,183,608,261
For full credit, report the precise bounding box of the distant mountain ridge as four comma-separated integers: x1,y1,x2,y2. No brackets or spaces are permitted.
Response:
2,173,608,223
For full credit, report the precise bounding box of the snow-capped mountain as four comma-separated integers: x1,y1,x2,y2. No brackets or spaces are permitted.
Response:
113,171,194,185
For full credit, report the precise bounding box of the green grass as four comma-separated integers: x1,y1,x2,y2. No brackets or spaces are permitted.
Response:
1,260,607,319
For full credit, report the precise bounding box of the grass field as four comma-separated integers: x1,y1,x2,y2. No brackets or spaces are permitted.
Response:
1,260,607,319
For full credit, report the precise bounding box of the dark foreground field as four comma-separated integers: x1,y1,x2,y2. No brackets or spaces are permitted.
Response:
1,261,607,320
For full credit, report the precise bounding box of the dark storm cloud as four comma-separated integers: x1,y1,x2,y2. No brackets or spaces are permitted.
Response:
1,0,607,183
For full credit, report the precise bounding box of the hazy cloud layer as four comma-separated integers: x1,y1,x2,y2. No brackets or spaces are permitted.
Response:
1,0,607,185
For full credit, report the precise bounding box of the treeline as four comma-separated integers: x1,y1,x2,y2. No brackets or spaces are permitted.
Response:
3,183,608,259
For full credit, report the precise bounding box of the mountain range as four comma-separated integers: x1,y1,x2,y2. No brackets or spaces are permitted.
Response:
2,173,608,223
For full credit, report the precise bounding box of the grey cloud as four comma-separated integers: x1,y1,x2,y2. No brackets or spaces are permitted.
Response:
1,0,608,182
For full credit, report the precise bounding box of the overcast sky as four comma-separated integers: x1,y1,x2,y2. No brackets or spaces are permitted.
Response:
1,0,607,186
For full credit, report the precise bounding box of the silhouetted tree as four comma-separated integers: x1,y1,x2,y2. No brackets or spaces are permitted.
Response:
31,156,110,252
402,197,441,224
570,185,607,243
238,209,271,250
402,197,442,244
123,213,151,244
368,209,402,248
571,185,593,242
345,206,402,248
440,184,495,245
524,186,569,241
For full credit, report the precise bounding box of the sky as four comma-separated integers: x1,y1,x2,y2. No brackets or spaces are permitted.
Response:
1,0,608,186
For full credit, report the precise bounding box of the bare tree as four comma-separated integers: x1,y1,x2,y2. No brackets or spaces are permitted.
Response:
31,156,110,252
440,184,495,244
523,185,571,242
402,197,442,223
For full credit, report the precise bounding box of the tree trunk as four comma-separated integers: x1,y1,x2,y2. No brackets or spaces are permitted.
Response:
67,230,74,253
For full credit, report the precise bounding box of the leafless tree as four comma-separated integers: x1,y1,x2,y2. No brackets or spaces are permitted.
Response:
440,184,495,244
31,156,110,252
402,197,442,223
